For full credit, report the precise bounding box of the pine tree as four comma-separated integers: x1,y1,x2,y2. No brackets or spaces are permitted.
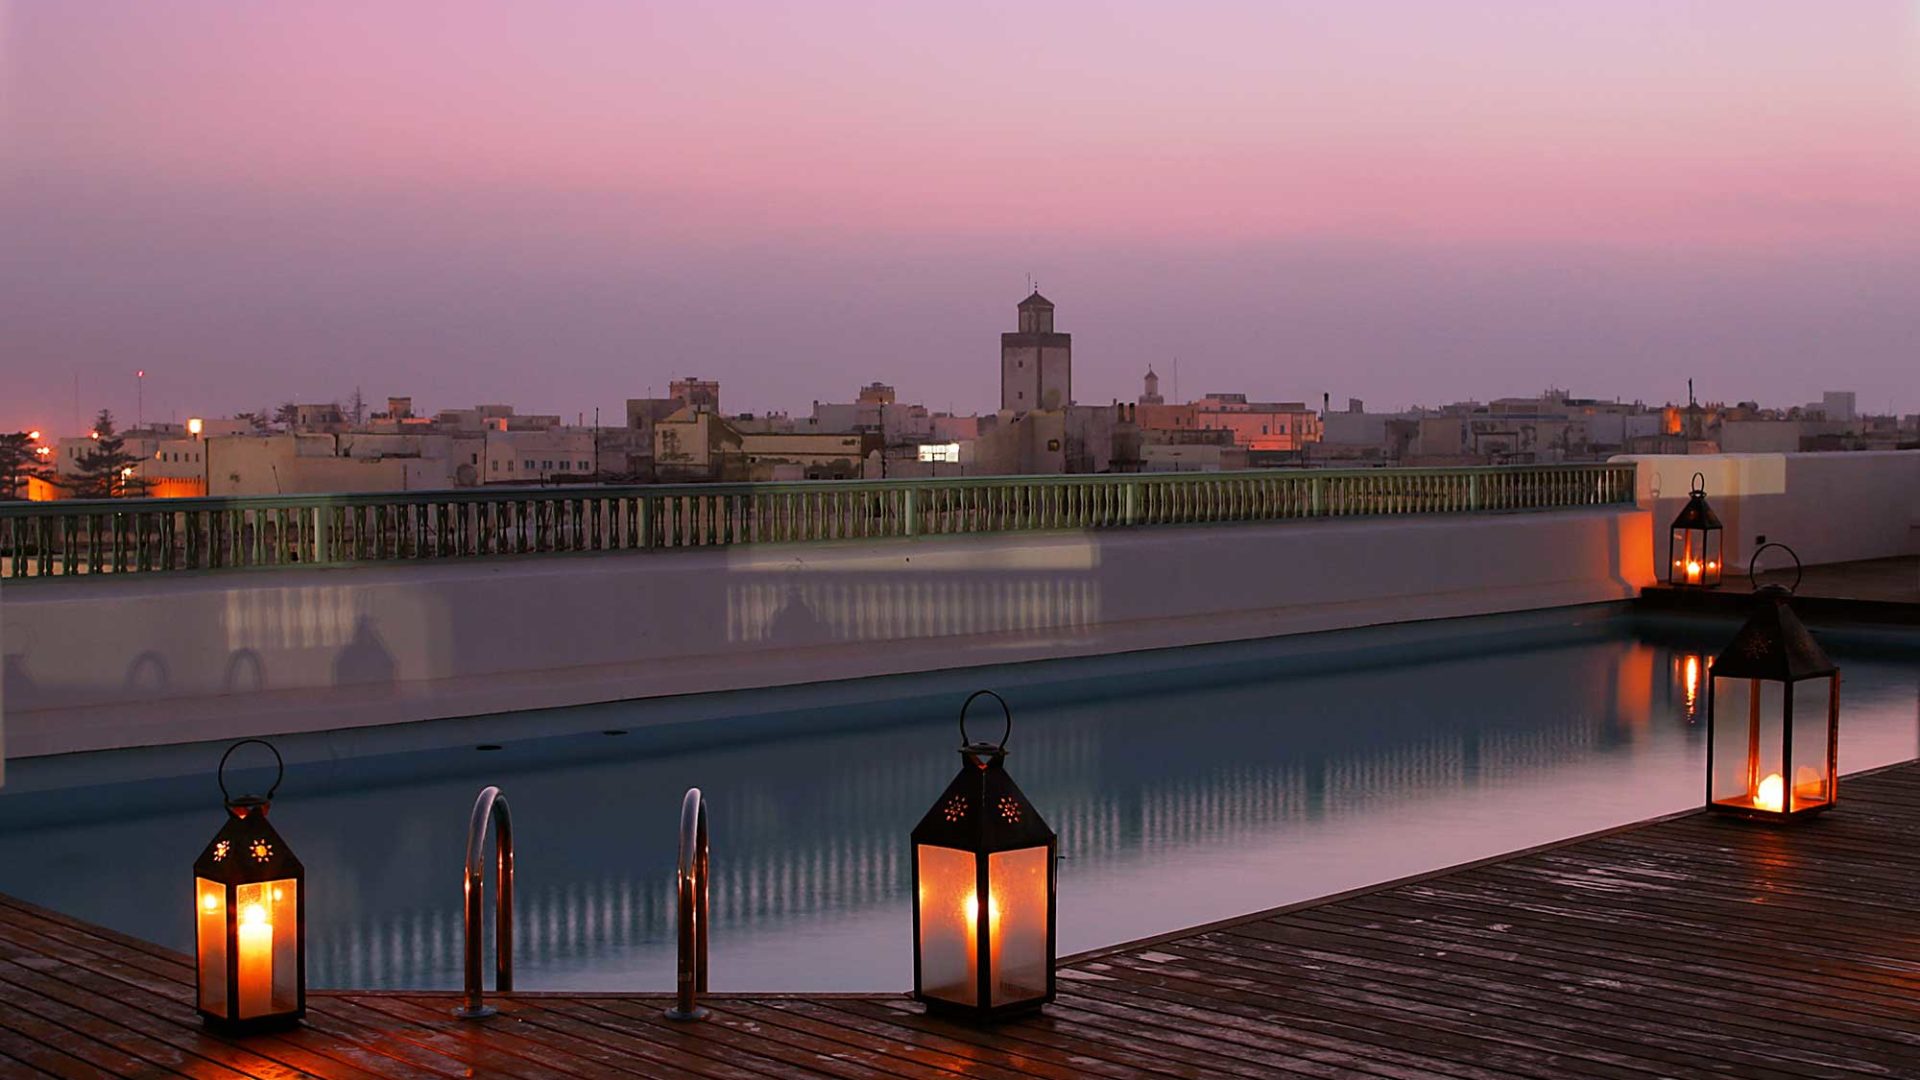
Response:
0,432,50,499
61,410,150,498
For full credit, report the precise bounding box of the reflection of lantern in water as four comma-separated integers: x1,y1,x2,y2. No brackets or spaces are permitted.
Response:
911,691,1056,1022
1666,473,1724,588
1672,653,1708,721
195,740,305,1032
1705,546,1838,823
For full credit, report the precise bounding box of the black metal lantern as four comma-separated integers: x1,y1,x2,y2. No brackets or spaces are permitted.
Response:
1705,545,1839,821
1666,472,1725,587
194,740,306,1031
911,691,1056,1021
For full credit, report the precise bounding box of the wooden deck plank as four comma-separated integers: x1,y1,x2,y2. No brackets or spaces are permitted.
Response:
0,761,1916,1078
1199,924,1882,1079
823,996,1198,1080
510,996,801,1080
1305,900,1920,1056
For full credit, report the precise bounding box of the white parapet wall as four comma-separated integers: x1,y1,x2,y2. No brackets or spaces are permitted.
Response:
1616,451,1920,572
0,506,1652,758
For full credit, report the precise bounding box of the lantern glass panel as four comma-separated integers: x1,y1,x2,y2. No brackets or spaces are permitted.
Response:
1709,677,1786,811
231,878,300,1019
1670,528,1723,586
195,877,227,1015
916,844,978,1008
1788,677,1837,811
986,847,1049,1006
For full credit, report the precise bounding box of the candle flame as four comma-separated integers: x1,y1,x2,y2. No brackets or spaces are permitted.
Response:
201,893,219,912
961,890,1002,924
1755,773,1784,813
241,902,269,926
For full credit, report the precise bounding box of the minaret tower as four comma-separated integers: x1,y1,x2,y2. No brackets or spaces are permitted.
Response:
1000,290,1072,413
1139,367,1164,405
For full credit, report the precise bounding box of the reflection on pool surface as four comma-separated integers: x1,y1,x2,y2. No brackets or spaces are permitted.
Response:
0,608,1914,992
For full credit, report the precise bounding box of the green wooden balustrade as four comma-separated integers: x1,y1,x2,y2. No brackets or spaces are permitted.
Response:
0,463,1636,580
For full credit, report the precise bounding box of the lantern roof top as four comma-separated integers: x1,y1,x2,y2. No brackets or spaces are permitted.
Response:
911,749,1055,853
193,802,304,883
1710,588,1837,682
1670,490,1722,531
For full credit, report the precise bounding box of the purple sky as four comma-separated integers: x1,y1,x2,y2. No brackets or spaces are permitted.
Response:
4,1,1917,434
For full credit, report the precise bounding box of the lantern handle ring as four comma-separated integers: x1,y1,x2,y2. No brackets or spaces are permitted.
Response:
1747,542,1802,595
1689,471,1706,496
959,689,1012,751
217,738,284,804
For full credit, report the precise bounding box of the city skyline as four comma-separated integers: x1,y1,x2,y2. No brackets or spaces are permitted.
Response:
4,2,1918,432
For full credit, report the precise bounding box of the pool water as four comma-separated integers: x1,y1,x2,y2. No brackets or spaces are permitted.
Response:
0,608,1914,992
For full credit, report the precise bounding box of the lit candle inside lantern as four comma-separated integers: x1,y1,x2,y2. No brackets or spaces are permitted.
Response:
963,888,1005,989
237,902,273,1014
1754,773,1784,813
1685,560,1703,585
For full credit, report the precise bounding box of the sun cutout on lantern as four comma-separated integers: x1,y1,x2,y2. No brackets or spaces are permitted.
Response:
212,840,230,862
942,795,968,823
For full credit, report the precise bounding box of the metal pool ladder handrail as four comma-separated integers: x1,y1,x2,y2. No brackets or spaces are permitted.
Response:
455,785,514,1019
665,787,710,1021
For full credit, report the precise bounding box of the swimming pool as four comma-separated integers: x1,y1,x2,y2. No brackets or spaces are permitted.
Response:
0,606,1914,992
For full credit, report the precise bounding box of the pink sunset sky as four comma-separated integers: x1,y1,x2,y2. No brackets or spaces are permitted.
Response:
2,0,1917,432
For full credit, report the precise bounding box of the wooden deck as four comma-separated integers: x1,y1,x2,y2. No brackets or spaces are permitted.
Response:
3,764,1918,1078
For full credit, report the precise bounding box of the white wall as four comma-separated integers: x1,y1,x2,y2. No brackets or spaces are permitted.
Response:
1617,451,1920,572
0,507,1651,759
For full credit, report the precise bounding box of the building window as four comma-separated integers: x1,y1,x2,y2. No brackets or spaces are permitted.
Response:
524,460,535,469
579,460,589,470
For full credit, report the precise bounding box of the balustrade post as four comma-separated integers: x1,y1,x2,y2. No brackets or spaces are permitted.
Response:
313,505,331,563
